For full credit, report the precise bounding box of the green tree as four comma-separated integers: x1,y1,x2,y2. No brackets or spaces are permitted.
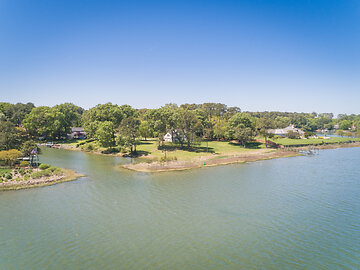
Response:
0,121,20,150
176,109,202,148
118,116,140,153
21,141,40,156
0,149,22,167
256,117,274,148
96,121,116,148
339,120,352,130
227,113,255,146
139,120,152,140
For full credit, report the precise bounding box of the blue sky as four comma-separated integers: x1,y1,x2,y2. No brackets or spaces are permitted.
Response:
1,0,359,114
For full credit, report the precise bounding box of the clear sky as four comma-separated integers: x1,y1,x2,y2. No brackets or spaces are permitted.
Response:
1,0,359,114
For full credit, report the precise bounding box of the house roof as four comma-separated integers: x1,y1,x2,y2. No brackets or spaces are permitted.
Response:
267,125,305,135
71,127,85,132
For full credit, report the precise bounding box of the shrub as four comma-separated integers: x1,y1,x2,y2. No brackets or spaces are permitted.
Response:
5,173,12,179
39,163,51,170
48,166,58,172
23,174,30,181
81,142,98,152
101,147,120,154
20,161,29,167
19,168,25,175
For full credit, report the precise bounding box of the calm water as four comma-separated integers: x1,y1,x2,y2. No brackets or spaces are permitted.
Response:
1,147,359,269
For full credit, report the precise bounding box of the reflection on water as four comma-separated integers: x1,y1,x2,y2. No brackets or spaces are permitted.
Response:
1,147,359,269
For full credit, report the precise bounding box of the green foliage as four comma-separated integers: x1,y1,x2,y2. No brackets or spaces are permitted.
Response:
5,173,12,179
227,113,255,146
80,142,98,152
20,160,29,167
118,116,140,152
23,174,30,180
21,140,39,156
0,121,21,150
95,121,115,147
0,149,22,166
339,120,352,130
286,130,301,139
39,163,51,170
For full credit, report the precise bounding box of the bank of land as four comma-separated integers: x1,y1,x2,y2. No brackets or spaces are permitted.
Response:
0,166,84,191
121,137,360,172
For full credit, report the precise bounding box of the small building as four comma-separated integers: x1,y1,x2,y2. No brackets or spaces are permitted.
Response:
67,127,86,139
163,132,173,142
163,130,184,143
267,125,305,137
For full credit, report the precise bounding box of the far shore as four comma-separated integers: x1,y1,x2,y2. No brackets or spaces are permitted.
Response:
0,169,84,191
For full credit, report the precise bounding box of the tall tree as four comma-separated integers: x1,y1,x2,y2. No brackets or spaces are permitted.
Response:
256,117,274,148
118,116,140,153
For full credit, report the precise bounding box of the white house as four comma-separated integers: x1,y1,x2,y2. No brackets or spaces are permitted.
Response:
163,132,173,142
267,125,305,137
163,130,184,142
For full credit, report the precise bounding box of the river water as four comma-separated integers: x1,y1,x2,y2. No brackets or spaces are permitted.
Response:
1,147,359,269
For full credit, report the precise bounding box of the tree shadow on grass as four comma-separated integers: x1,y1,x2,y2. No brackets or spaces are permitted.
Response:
123,150,150,157
137,141,154,145
157,144,215,153
229,141,263,149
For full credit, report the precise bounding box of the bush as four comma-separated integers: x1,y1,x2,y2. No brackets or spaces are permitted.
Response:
5,173,12,179
81,142,98,152
20,161,29,167
19,168,25,175
101,147,120,154
39,163,51,170
23,174,30,180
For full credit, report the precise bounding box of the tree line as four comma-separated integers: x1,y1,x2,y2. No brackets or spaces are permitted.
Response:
1,101,360,154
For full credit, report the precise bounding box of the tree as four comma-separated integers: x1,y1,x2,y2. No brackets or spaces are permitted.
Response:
0,149,22,167
176,109,202,148
139,121,152,140
287,130,300,139
22,106,67,139
95,121,116,148
226,113,255,146
21,140,40,156
0,121,20,150
54,103,84,128
5,102,35,126
213,118,227,140
256,117,274,148
118,116,140,153
339,120,352,130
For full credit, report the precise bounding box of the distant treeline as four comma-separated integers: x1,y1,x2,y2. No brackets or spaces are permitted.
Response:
1,102,359,152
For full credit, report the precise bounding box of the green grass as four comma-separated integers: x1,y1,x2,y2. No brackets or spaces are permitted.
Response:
0,168,11,174
135,139,268,161
272,137,360,146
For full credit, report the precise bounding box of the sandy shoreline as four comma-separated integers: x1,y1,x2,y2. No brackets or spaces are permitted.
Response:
0,169,84,191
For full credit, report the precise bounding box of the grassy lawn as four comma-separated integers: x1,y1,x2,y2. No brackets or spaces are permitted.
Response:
0,168,11,174
272,137,360,146
136,139,268,161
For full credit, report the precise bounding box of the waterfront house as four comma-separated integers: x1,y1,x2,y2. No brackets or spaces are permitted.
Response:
267,125,305,137
67,127,86,139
